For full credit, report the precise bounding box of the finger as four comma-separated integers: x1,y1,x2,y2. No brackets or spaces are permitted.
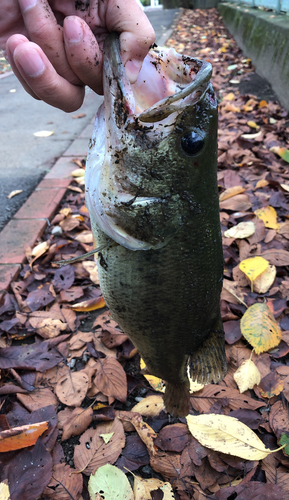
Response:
105,0,156,82
63,16,104,95
8,37,85,112
17,0,82,85
5,35,41,100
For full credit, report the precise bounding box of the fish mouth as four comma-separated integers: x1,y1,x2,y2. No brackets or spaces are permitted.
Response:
103,32,212,128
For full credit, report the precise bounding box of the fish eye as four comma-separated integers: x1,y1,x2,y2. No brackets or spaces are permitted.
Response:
181,131,204,156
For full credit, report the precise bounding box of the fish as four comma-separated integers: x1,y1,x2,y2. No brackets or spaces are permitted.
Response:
85,33,227,417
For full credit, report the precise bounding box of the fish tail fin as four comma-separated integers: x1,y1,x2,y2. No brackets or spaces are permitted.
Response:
163,379,190,418
189,317,227,384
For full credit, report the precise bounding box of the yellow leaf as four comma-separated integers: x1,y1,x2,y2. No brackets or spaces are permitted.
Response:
255,179,269,189
233,359,261,393
0,480,10,500
134,477,174,500
223,92,235,101
254,206,280,230
140,359,165,393
239,256,269,290
100,432,114,444
33,130,54,137
132,396,164,417
186,414,281,460
71,168,85,177
224,221,255,239
7,189,23,199
259,375,284,398
259,100,268,108
253,265,276,294
241,130,262,140
223,103,240,113
219,185,245,201
240,303,282,354
74,231,93,244
31,241,49,258
247,121,259,129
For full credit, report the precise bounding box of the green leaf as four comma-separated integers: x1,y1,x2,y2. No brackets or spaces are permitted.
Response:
88,464,134,500
278,434,289,456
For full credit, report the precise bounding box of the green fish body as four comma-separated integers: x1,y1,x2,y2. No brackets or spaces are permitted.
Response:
85,34,227,417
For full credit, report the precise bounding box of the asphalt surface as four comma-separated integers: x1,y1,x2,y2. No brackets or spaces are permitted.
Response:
0,7,180,233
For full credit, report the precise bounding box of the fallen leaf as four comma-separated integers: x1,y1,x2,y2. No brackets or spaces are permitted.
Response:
253,265,276,294
100,432,114,444
43,463,83,499
270,146,289,163
239,256,269,291
219,194,252,211
71,296,105,312
241,130,262,140
247,121,259,129
7,189,23,199
223,92,235,101
134,476,174,500
258,372,284,398
82,261,99,284
120,412,157,455
34,130,54,137
74,231,93,243
0,480,10,499
186,414,280,460
154,423,190,453
219,186,245,201
132,395,165,417
140,359,165,393
71,168,85,177
233,359,261,393
93,357,127,403
55,371,89,406
240,303,282,354
254,206,280,230
62,407,93,441
74,418,125,475
88,464,134,500
0,421,49,452
224,221,255,239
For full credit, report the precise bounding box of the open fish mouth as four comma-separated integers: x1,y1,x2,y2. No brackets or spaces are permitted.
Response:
85,33,216,251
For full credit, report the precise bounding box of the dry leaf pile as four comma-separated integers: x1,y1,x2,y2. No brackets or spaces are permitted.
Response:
0,8,289,500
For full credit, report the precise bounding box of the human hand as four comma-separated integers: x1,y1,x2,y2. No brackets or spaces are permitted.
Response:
1,0,155,112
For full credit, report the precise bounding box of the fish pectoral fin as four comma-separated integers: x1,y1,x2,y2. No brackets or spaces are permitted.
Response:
189,318,227,385
55,240,116,266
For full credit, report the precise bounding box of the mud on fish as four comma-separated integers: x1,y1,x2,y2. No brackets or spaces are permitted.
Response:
85,33,227,417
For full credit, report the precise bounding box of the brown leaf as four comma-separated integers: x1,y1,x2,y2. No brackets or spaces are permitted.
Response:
190,384,265,413
219,194,252,211
101,327,128,348
93,357,127,403
73,418,125,475
154,424,190,453
259,249,289,266
42,463,83,499
62,407,93,441
55,370,89,407
269,400,289,438
17,387,57,411
150,451,181,481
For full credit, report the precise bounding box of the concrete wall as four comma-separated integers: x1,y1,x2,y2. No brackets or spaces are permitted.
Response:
218,3,289,110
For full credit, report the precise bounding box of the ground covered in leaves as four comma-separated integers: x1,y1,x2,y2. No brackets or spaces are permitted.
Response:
0,7,289,500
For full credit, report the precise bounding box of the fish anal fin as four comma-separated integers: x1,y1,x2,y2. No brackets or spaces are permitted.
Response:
189,318,227,385
163,380,190,418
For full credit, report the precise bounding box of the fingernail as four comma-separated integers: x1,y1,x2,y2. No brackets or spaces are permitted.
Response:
64,17,84,44
17,49,45,77
125,59,143,83
18,0,37,13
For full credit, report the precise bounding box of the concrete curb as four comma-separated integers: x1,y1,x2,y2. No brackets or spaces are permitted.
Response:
0,124,91,298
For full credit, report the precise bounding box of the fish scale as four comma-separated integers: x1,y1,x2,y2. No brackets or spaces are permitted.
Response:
86,33,227,417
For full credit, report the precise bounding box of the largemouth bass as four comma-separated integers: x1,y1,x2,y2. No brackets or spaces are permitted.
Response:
85,33,227,417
